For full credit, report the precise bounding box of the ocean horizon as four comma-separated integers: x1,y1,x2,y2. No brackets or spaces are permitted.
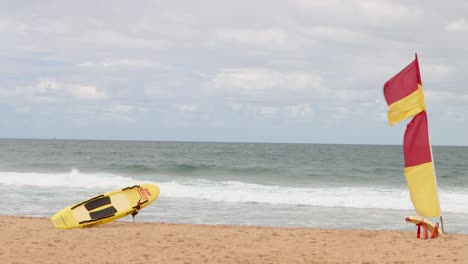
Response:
1,138,467,233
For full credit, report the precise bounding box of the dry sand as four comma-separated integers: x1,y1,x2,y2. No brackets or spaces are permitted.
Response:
1,216,467,264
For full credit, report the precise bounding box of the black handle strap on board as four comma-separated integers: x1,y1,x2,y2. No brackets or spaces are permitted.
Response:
71,194,105,210
122,185,140,191
79,206,118,224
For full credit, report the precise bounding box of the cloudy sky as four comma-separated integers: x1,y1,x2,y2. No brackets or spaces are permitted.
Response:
1,0,467,145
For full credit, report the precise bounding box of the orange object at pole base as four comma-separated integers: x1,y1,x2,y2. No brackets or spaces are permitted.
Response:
423,223,428,240
416,223,422,238
431,223,439,239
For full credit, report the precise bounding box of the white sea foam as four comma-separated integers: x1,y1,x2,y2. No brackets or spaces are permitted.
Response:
1,170,466,214
158,180,468,214
158,180,414,209
0,168,140,189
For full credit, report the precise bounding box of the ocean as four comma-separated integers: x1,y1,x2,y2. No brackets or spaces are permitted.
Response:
1,139,467,233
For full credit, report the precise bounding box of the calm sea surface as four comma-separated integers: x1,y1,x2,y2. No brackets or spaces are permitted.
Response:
0,139,467,233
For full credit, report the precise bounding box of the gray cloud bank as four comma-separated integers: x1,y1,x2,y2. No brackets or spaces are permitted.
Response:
1,0,467,145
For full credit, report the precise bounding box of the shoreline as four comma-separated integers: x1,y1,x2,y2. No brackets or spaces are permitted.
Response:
1,216,467,264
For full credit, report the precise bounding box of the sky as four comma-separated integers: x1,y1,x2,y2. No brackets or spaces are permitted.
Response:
1,0,467,145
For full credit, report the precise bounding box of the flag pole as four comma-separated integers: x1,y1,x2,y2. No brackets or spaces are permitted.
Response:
440,216,445,234
426,101,445,234
418,53,445,233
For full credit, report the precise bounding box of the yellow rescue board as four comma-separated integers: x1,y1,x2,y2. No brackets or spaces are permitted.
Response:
406,215,444,236
51,183,160,230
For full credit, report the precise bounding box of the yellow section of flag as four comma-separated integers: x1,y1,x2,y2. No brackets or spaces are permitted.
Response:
387,84,426,126
404,162,441,218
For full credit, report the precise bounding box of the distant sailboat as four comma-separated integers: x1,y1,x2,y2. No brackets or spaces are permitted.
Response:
383,54,444,236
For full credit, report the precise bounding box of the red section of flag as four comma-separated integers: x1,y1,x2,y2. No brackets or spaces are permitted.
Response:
404,111,432,167
384,54,421,105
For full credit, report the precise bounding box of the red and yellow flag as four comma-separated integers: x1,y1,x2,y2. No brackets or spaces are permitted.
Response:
403,111,440,217
383,54,426,126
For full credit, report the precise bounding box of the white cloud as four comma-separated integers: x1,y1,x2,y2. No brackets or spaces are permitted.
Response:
335,88,374,102
423,63,452,83
257,106,279,117
0,79,107,106
15,106,31,113
203,68,327,100
426,90,468,103
109,104,133,114
284,104,312,117
252,104,313,119
179,105,197,113
230,103,243,111
0,18,29,34
67,85,106,101
446,18,468,32
34,78,58,93
214,28,289,49
355,0,423,21
305,26,370,44
0,78,60,104
77,59,154,68
333,106,353,119
206,68,277,91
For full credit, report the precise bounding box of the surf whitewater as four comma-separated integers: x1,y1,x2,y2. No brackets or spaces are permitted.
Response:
1,139,467,233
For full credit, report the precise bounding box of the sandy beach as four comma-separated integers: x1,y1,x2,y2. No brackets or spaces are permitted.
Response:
0,216,466,264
